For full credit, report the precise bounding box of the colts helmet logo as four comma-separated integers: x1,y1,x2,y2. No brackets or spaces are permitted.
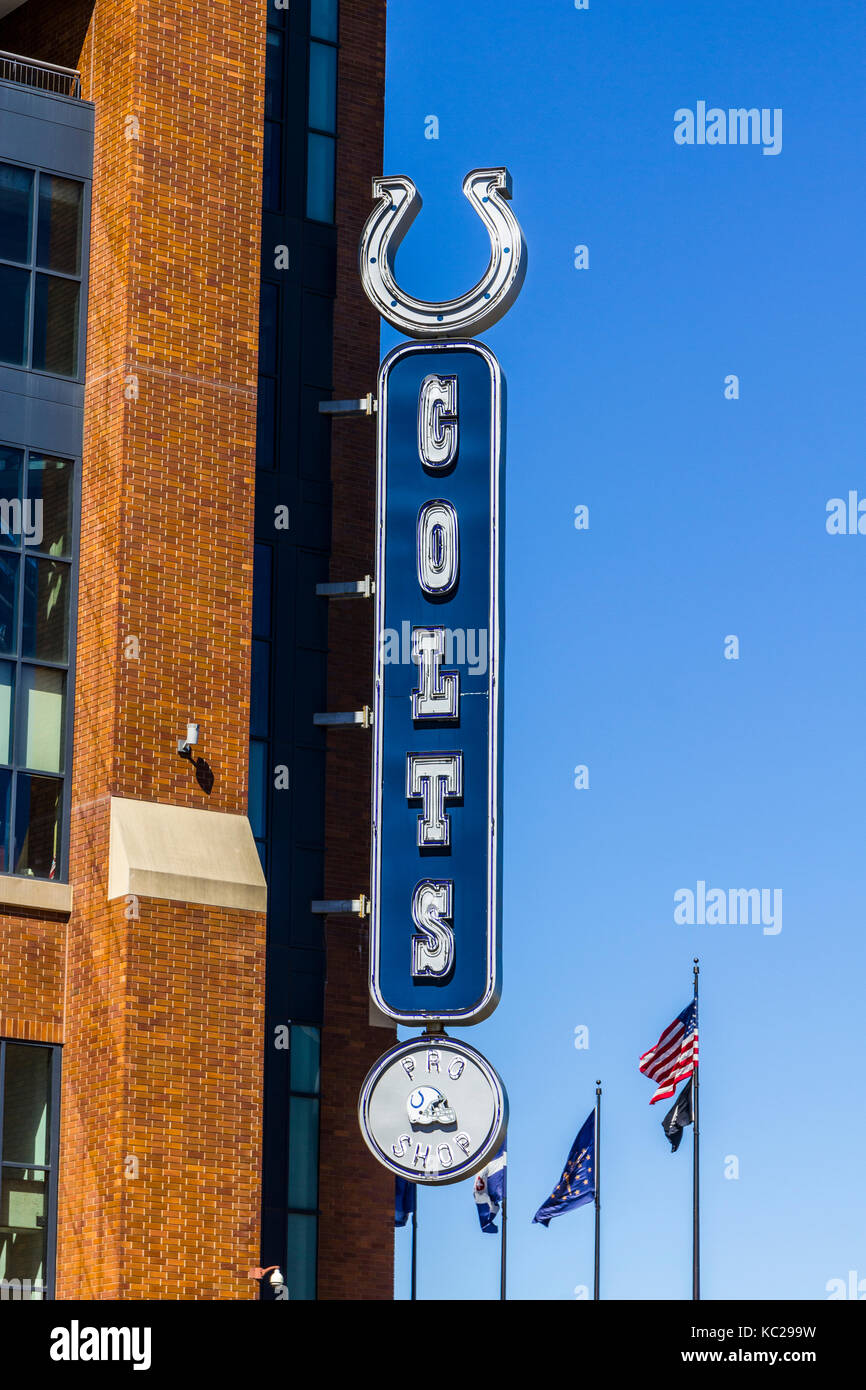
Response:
407,1086,456,1128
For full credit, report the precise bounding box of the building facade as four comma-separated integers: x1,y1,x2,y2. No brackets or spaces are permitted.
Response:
0,0,391,1300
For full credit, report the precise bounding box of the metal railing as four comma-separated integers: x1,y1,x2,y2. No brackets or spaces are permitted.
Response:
0,50,81,99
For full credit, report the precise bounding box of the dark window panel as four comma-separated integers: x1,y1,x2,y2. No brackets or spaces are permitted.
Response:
248,739,269,841
253,544,273,638
36,175,83,276
0,553,19,657
0,163,34,264
0,1167,47,1287
19,666,65,774
13,772,62,879
284,1213,317,1301
265,28,285,120
25,456,73,559
0,449,24,551
306,134,335,223
1,1044,50,1165
263,121,282,212
308,42,337,134
0,663,12,766
0,266,30,368
250,639,270,739
289,1025,320,1093
258,283,279,378
22,557,70,664
256,375,277,469
288,1096,319,1210
32,275,80,378
310,0,338,42
0,769,11,871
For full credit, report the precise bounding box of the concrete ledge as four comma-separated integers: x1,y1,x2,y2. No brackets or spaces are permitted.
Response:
0,875,72,914
108,797,267,913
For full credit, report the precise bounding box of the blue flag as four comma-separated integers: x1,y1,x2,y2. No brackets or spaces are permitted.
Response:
395,1176,416,1228
473,1143,506,1233
532,1110,595,1226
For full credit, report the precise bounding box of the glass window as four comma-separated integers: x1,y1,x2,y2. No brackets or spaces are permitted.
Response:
0,1169,47,1287
0,665,12,765
290,1025,320,1093
13,773,61,878
0,448,75,879
36,176,82,276
0,165,84,378
284,1213,317,1301
0,267,30,368
22,557,70,664
265,29,284,121
0,770,11,872
0,553,18,656
0,449,23,549
32,274,80,377
2,1045,50,1166
256,375,276,470
248,739,268,841
20,667,65,774
308,42,337,134
288,1096,319,1210
310,0,338,42
25,456,73,558
258,283,279,377
0,164,34,264
306,134,335,223
263,121,282,211
253,544,272,637
0,1042,57,1299
250,640,270,739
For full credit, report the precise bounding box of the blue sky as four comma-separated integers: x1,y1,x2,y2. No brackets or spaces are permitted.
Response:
381,0,866,1300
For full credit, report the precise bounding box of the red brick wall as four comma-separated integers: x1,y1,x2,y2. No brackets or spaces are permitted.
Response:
0,0,268,1300
0,911,65,1044
317,0,395,1302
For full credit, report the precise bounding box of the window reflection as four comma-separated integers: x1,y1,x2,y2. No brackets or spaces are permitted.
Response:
0,164,34,263
36,176,82,276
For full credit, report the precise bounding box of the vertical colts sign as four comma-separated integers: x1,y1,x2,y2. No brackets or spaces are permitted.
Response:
357,169,526,1184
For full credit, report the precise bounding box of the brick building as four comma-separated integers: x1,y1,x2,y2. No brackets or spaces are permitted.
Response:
0,0,392,1300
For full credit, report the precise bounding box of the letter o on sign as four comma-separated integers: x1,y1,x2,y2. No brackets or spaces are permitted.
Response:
417,500,459,597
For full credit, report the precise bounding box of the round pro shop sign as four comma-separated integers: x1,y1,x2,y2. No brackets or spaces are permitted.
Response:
359,1036,508,1185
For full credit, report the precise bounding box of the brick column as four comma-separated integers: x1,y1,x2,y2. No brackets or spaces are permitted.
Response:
1,0,268,1300
317,0,395,1302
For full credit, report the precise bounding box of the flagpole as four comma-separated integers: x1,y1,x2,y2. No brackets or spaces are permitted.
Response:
692,958,700,1302
411,1196,418,1302
500,1190,507,1301
594,1080,601,1300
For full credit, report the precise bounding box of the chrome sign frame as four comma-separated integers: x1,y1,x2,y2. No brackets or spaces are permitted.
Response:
370,339,503,1025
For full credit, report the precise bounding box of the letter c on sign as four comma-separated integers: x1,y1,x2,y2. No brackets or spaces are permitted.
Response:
418,375,458,471
417,500,459,598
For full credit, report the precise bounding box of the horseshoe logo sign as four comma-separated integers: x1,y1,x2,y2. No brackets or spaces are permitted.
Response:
359,166,527,339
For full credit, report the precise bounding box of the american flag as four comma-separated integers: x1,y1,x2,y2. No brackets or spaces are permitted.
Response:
639,999,698,1104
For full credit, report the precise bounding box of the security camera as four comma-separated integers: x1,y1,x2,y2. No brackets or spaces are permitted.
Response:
177,722,200,757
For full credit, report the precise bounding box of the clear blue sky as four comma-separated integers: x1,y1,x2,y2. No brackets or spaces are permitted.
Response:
382,0,866,1300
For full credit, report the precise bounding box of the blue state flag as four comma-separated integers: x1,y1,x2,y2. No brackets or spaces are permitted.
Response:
395,1176,416,1228
473,1142,506,1233
532,1110,595,1227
